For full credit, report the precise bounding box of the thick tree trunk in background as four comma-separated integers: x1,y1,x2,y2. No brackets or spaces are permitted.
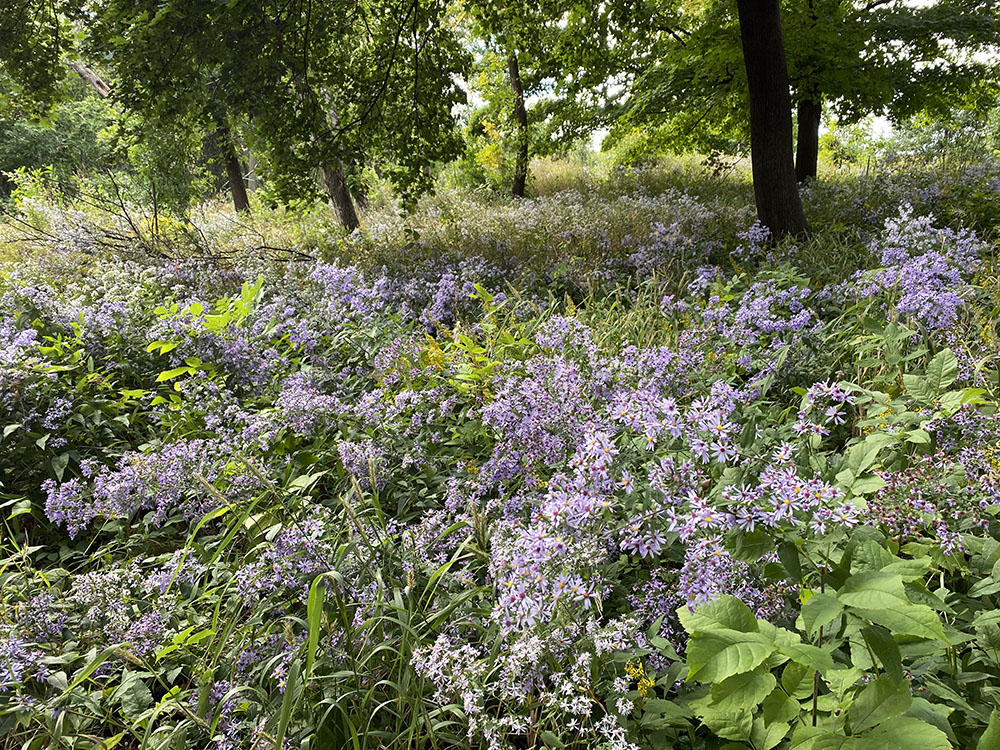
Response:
795,97,822,183
322,164,360,231
214,117,251,215
735,0,807,239
508,53,529,199
317,91,361,231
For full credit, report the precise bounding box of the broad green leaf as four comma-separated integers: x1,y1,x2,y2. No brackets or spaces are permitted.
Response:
862,716,951,750
902,374,936,403
685,630,775,683
848,677,912,734
781,661,815,700
752,716,790,750
926,349,958,393
118,671,153,720
802,592,844,636
851,475,887,495
881,557,931,581
979,710,1000,750
778,642,834,673
707,671,776,711
856,603,947,641
861,625,903,682
678,595,758,634
905,698,957,744
695,706,752,741
838,572,906,609
155,366,191,382
777,540,804,581
540,730,565,748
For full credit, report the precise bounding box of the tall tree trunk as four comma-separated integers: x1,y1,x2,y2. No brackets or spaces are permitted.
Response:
321,164,360,231
508,53,529,199
213,116,251,215
316,90,361,230
735,0,807,239
795,97,822,183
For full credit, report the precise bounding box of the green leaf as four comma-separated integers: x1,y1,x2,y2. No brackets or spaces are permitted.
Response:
304,575,326,683
861,625,903,682
778,642,834,674
926,349,958,393
777,540,803,582
752,716,791,750
155,366,192,382
275,658,301,747
678,595,759,634
862,716,951,749
856,603,947,641
880,557,931,581
685,630,775,683
851,475,887,495
845,432,898,479
782,661,816,700
848,677,912,734
63,646,120,695
838,572,907,609
118,671,153,720
51,452,70,481
802,592,844,636
902,374,936,403
978,710,1000,750
903,428,932,444
905,698,957,745
540,730,565,748
708,671,776,711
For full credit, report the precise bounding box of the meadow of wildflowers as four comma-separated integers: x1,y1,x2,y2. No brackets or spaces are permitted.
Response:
3,157,1000,749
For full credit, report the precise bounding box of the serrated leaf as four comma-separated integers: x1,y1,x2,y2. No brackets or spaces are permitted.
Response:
752,716,790,750
849,677,912,734
838,572,907,609
902,374,936,403
926,349,958,393
802,592,844,636
863,716,951,749
708,671,776,711
678,595,759,634
778,642,834,673
856,603,947,641
781,661,815,700
685,630,775,683
861,625,903,682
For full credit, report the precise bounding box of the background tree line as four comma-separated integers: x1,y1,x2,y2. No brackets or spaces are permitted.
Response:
0,0,997,238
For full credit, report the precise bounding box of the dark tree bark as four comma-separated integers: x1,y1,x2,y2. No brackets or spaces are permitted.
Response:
735,0,807,239
321,164,360,232
213,116,251,215
508,53,529,199
316,91,361,231
795,97,822,183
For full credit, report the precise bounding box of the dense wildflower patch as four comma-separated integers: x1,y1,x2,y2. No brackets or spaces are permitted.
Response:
3,165,1000,748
